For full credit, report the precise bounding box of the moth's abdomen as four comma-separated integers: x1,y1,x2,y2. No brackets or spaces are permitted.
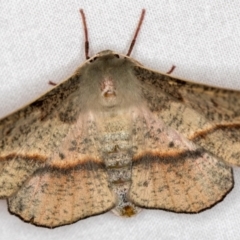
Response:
99,117,140,217
104,152,132,181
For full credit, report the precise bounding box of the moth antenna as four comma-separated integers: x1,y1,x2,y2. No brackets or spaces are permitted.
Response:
79,9,90,59
166,65,176,74
127,9,146,57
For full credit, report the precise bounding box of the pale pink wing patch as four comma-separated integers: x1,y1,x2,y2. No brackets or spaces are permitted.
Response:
8,162,114,228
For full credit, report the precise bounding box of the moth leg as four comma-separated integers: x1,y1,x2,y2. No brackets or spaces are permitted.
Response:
166,65,176,74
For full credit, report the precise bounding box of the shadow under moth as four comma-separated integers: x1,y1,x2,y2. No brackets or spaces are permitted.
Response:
0,9,240,228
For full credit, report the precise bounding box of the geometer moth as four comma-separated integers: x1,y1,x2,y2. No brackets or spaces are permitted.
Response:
0,9,239,228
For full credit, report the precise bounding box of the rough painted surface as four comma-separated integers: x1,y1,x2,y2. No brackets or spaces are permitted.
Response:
0,51,239,227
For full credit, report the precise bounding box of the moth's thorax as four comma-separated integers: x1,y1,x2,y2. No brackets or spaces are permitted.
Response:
79,52,143,110
100,77,116,98
100,76,118,107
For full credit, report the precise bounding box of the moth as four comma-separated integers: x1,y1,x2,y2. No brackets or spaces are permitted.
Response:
0,9,240,228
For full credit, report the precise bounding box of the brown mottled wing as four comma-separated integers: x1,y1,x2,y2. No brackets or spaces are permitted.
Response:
128,65,235,212
134,66,240,165
0,73,115,227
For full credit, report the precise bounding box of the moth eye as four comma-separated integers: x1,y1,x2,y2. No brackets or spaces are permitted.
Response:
89,57,98,63
114,54,120,58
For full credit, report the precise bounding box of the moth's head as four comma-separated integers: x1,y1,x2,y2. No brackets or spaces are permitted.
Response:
95,50,115,57
88,50,125,64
